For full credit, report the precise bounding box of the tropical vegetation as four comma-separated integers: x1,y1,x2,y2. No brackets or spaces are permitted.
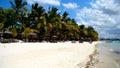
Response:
0,0,99,43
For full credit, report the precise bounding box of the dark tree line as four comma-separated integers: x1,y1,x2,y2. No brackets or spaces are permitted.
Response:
0,0,99,42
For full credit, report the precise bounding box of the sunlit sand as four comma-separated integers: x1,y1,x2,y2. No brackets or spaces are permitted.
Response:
0,42,98,68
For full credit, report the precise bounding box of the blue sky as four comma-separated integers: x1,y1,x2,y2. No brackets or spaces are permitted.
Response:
0,0,120,39
0,0,92,20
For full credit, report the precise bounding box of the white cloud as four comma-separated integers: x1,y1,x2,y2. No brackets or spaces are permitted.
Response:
26,0,60,6
62,3,79,9
76,0,120,39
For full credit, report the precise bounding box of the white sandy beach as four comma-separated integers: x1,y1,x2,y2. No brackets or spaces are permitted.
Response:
0,41,98,68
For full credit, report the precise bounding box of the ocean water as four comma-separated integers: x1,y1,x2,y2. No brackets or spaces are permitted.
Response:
103,41,120,55
93,41,120,68
101,41,120,67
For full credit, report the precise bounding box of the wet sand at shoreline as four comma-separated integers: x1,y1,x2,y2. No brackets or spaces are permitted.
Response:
93,43,120,68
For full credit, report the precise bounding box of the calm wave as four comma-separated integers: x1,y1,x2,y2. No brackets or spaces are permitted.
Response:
103,41,120,55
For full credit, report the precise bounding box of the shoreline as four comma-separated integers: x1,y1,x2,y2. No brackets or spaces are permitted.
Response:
85,44,99,68
93,41,120,68
0,41,98,68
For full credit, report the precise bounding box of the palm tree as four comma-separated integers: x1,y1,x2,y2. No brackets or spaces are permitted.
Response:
0,23,4,30
11,27,17,38
30,3,46,41
37,7,61,41
79,25,88,42
47,7,62,41
10,0,27,26
0,14,5,30
87,26,99,41
0,22,4,39
10,0,27,15
66,22,79,40
92,31,99,41
62,11,69,22
31,3,45,28
9,0,28,40
0,8,6,29
0,14,6,24
22,27,31,42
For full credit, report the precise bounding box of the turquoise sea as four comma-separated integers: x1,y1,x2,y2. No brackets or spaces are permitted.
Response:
103,41,120,55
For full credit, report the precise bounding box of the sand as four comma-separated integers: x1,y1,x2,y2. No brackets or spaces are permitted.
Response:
93,42,120,68
0,41,98,68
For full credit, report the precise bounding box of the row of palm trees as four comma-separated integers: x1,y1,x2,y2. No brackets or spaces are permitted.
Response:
0,0,99,42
